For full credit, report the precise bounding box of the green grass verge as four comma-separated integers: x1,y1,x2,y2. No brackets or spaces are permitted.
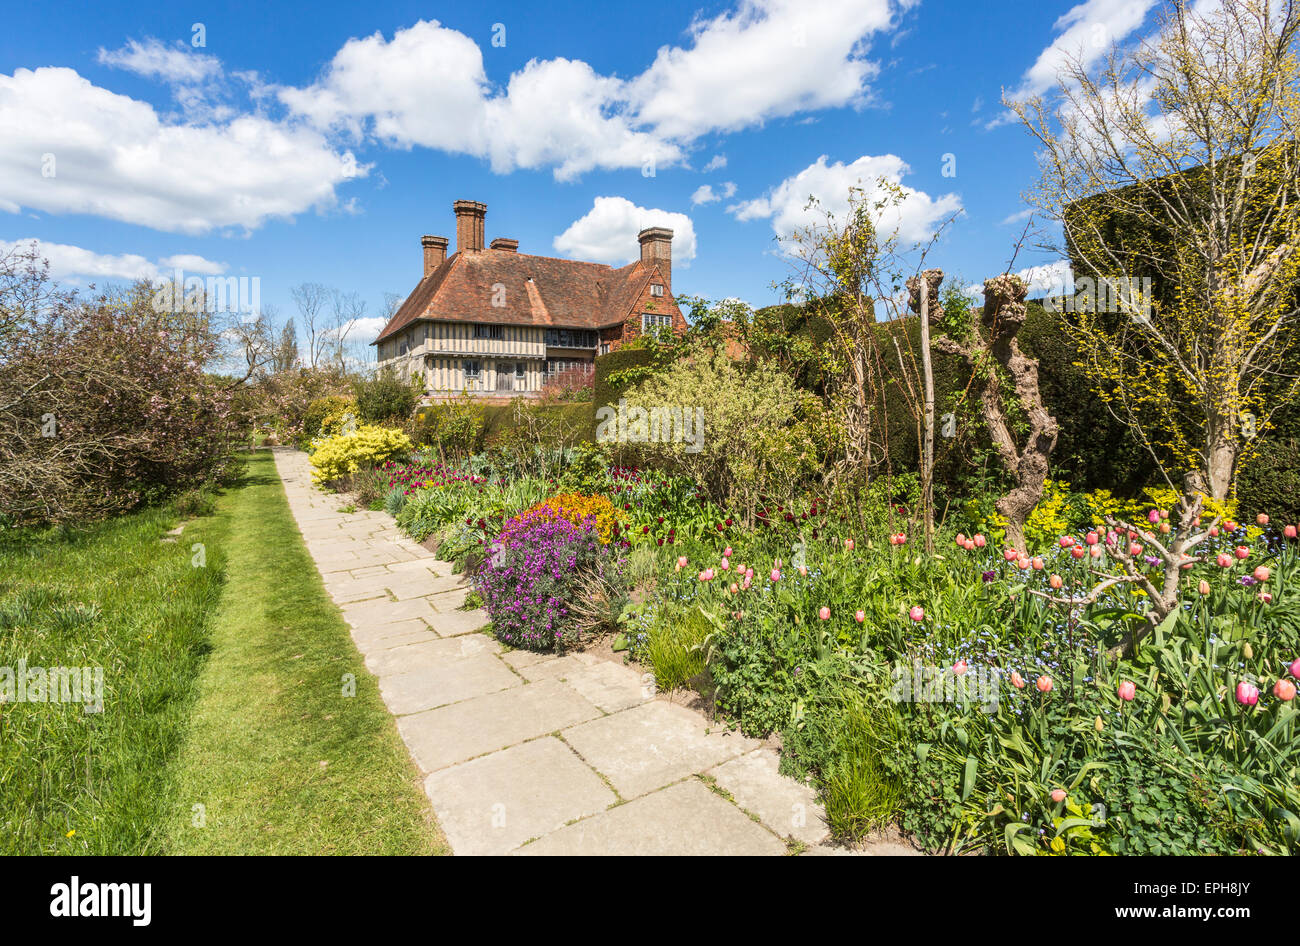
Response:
0,501,222,853
164,450,446,854
0,450,446,855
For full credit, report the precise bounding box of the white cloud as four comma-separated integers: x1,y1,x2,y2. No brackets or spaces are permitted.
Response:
703,154,728,172
690,181,737,205
280,3,913,179
333,315,389,346
0,67,367,234
2,238,226,282
988,0,1159,127
730,153,962,246
1001,208,1035,225
964,259,1074,297
97,38,221,84
627,0,907,140
553,197,697,266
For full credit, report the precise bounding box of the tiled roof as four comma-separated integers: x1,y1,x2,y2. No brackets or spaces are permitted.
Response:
373,248,662,343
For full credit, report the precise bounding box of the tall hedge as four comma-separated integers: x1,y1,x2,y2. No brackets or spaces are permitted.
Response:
594,348,657,411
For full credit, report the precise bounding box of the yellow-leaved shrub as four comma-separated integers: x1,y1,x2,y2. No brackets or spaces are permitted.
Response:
310,425,412,485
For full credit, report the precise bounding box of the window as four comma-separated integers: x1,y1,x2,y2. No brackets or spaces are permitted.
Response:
642,312,673,333
515,363,526,379
473,324,504,340
650,283,664,297
464,359,482,379
544,328,596,348
599,342,610,356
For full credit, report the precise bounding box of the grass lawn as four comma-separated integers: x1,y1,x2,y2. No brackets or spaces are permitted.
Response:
0,449,446,855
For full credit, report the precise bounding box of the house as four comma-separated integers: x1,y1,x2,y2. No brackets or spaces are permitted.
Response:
373,200,686,399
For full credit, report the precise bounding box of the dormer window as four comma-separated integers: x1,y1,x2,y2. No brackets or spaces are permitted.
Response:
650,283,664,297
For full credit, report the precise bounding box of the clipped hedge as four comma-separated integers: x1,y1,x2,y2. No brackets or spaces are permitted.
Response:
594,348,657,411
479,402,595,445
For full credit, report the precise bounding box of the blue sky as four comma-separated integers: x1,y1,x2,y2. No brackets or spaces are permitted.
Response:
0,0,1161,347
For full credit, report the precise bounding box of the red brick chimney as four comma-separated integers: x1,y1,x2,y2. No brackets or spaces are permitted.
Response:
489,238,518,252
637,227,673,289
453,200,486,254
421,234,448,276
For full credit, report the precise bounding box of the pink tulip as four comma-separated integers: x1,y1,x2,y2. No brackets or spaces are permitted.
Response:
1217,553,1233,568
1010,671,1025,689
1209,526,1220,537
720,558,730,570
729,582,739,594
818,606,831,621
964,538,976,551
1049,574,1063,589
676,556,688,571
1059,535,1073,548
855,610,865,623
1199,579,1211,595
844,538,855,551
909,606,925,622
1129,543,1143,557
1225,519,1239,532
745,568,754,580
797,564,808,577
1286,525,1297,539
1148,509,1160,524
1257,513,1270,526
1036,675,1054,693
699,568,715,581
1070,546,1085,559
1234,545,1250,560
770,568,781,582
1254,565,1270,582
1291,658,1300,678
1235,681,1259,707
1274,679,1296,702
1050,789,1066,803
1031,556,1044,571
1090,546,1103,559
723,547,733,558
1117,680,1136,701
956,533,967,546
973,534,986,548
952,660,968,676
1017,556,1030,570
1085,531,1099,545
1258,591,1273,604
1159,522,1171,534
1004,548,1018,562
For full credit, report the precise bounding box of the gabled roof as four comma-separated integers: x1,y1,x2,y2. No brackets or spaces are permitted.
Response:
373,247,664,344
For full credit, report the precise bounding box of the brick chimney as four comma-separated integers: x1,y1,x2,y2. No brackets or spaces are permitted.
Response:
421,235,448,276
637,227,673,289
489,238,518,252
453,200,487,254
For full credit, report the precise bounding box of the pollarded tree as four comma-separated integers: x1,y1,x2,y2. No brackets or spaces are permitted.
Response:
933,274,1059,553
1011,0,1300,501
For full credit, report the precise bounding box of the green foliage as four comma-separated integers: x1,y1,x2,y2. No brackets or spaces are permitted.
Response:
645,603,713,690
353,372,419,425
303,395,358,440
408,396,486,460
309,425,413,485
594,347,658,409
1236,438,1300,523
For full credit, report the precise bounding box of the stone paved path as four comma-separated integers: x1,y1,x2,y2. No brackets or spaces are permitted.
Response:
272,447,914,856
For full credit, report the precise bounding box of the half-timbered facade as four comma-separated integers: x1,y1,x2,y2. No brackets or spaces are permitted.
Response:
373,200,685,399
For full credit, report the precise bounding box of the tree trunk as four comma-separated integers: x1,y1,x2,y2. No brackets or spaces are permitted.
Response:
908,270,943,554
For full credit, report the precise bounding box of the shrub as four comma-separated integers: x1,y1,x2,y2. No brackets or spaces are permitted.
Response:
407,397,486,460
354,372,418,425
474,512,616,651
1236,438,1300,523
309,425,413,485
510,493,626,545
303,395,358,440
645,603,712,690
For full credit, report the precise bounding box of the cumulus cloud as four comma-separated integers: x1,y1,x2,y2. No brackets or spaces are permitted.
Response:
280,3,913,179
963,259,1074,297
702,154,728,172
690,182,737,205
553,197,697,266
2,237,226,282
729,153,962,246
0,67,367,234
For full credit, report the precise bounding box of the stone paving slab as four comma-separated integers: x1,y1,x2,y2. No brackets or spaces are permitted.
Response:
514,779,787,856
706,748,830,847
269,447,889,857
425,737,617,856
561,701,759,799
397,679,603,773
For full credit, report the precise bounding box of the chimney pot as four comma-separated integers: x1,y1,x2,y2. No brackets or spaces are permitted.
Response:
637,226,673,289
453,200,487,254
421,234,448,276
490,237,519,252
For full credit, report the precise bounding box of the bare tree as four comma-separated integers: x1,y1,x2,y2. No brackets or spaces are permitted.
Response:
1010,0,1300,500
291,282,331,369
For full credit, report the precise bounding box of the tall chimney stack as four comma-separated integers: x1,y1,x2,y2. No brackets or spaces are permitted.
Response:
453,200,487,254
637,227,673,289
421,235,448,276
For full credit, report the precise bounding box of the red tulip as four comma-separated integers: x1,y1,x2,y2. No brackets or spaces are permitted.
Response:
1070,545,1085,559
1059,535,1073,548
1234,546,1250,560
